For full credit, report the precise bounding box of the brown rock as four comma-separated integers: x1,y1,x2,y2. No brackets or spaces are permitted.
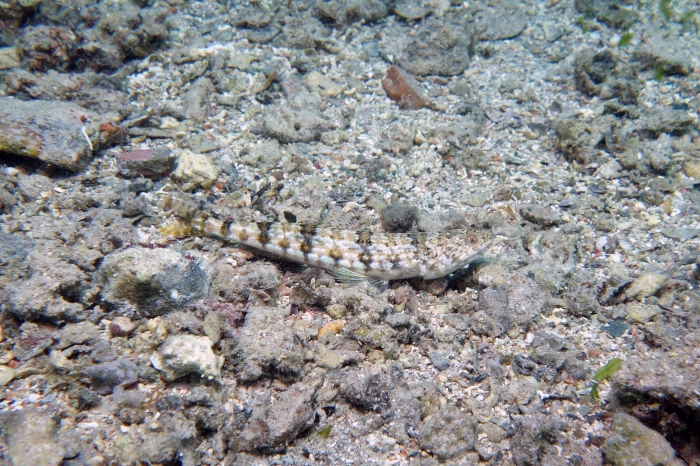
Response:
0,98,125,172
382,66,427,110
117,147,175,178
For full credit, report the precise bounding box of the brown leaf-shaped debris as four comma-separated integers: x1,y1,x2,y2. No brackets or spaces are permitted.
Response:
382,65,427,110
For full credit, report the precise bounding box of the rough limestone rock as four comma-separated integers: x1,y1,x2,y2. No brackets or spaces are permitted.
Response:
1,409,66,466
151,335,223,382
0,97,125,172
99,246,210,317
602,413,677,466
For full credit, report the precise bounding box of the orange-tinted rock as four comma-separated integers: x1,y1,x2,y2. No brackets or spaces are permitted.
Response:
382,65,427,110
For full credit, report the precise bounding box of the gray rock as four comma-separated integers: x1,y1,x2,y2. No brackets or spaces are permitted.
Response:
469,310,506,337
612,334,700,416
315,344,361,370
542,22,563,42
398,18,475,76
575,0,639,28
233,305,305,382
602,320,628,338
316,0,389,24
203,311,226,344
531,347,568,371
234,5,275,28
478,422,507,443
660,228,700,241
151,335,223,382
138,412,196,464
443,313,470,331
211,261,280,304
112,385,146,408
428,350,450,371
0,366,16,387
183,77,214,122
109,316,136,336
568,290,602,317
172,149,220,189
380,202,418,233
339,364,396,412
395,0,432,20
13,322,53,361
0,46,20,69
435,118,483,148
0,231,33,270
513,354,537,377
99,246,210,317
503,375,538,406
418,406,478,459
639,108,696,138
263,106,332,143
622,273,669,301
240,139,283,174
598,160,622,179
519,204,562,226
472,287,510,337
229,377,323,453
117,147,175,179
463,191,491,207
16,1,165,72
626,303,662,322
1,209,136,323
508,273,547,326
474,3,528,40
510,413,567,466
275,16,331,49
602,413,677,466
574,50,640,104
633,41,691,77
16,25,76,71
57,321,100,348
390,124,421,155
385,313,410,328
90,338,118,363
553,114,621,165
1,408,66,466
0,97,125,172
85,358,139,395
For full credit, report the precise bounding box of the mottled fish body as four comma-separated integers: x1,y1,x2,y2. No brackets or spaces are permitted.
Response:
162,215,491,281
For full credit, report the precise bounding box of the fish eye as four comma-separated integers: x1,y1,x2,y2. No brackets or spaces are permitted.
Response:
469,237,475,243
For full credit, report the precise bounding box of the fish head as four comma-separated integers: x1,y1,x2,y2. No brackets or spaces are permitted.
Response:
420,228,492,279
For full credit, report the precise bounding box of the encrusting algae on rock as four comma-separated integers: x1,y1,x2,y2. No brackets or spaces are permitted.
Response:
159,210,492,286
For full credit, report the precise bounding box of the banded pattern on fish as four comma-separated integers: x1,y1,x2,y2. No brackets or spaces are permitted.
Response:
161,214,492,281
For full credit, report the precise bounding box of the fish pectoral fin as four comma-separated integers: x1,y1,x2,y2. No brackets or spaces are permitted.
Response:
330,268,389,292
330,268,368,284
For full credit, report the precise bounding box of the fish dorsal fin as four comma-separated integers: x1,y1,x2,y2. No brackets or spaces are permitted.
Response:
319,208,359,230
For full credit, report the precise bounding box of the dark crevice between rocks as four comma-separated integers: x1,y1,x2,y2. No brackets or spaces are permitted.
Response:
615,390,700,465
0,150,48,172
